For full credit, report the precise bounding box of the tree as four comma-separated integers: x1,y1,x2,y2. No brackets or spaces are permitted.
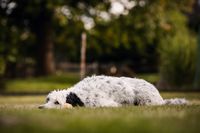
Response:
188,0,200,89
0,0,195,78
0,0,105,76
155,0,197,90
9,0,59,75
87,0,194,72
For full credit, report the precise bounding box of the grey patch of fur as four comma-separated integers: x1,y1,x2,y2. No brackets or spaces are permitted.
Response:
106,80,110,84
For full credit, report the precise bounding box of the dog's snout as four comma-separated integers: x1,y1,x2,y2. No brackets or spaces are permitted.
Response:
38,105,44,109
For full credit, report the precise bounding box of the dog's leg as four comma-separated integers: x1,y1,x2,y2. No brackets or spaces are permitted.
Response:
134,93,164,106
62,103,73,109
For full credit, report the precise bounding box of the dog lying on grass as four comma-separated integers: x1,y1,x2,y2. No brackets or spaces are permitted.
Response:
39,75,187,109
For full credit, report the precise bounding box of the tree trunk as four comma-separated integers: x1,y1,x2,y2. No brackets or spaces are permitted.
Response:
37,25,55,75
34,1,55,76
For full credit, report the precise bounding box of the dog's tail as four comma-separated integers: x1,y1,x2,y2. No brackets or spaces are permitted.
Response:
163,98,188,105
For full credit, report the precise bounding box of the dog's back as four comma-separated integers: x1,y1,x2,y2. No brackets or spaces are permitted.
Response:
71,76,164,107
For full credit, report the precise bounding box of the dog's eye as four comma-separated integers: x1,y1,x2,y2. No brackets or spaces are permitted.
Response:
46,98,50,102
54,101,59,105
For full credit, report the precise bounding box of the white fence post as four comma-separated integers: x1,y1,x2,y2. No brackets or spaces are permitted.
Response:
80,32,87,79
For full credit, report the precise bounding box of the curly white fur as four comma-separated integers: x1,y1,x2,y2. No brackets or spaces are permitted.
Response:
39,75,188,109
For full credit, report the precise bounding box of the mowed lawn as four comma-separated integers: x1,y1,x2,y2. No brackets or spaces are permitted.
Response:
3,73,158,94
0,92,200,133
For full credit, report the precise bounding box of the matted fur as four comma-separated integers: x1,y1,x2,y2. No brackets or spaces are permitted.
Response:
39,75,187,109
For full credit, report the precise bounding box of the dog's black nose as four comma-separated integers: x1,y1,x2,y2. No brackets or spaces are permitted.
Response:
38,105,44,109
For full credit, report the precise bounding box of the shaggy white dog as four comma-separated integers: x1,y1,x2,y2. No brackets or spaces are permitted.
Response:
39,75,187,109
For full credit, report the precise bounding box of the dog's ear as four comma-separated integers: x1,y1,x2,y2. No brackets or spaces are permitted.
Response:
66,92,84,107
62,103,73,109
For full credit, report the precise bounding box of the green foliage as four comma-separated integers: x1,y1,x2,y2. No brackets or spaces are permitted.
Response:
137,73,159,84
158,11,197,88
87,0,195,66
0,0,196,77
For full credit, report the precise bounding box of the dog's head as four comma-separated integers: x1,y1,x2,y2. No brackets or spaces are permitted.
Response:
38,90,73,109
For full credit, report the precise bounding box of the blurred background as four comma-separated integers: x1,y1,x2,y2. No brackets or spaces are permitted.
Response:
0,0,200,94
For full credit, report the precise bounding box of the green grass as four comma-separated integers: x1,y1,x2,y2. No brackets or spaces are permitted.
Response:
3,73,159,93
1,73,199,132
3,73,80,93
3,73,159,94
0,92,200,133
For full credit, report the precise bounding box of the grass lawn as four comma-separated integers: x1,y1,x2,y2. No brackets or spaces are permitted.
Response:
0,92,200,133
3,73,80,93
3,73,159,94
